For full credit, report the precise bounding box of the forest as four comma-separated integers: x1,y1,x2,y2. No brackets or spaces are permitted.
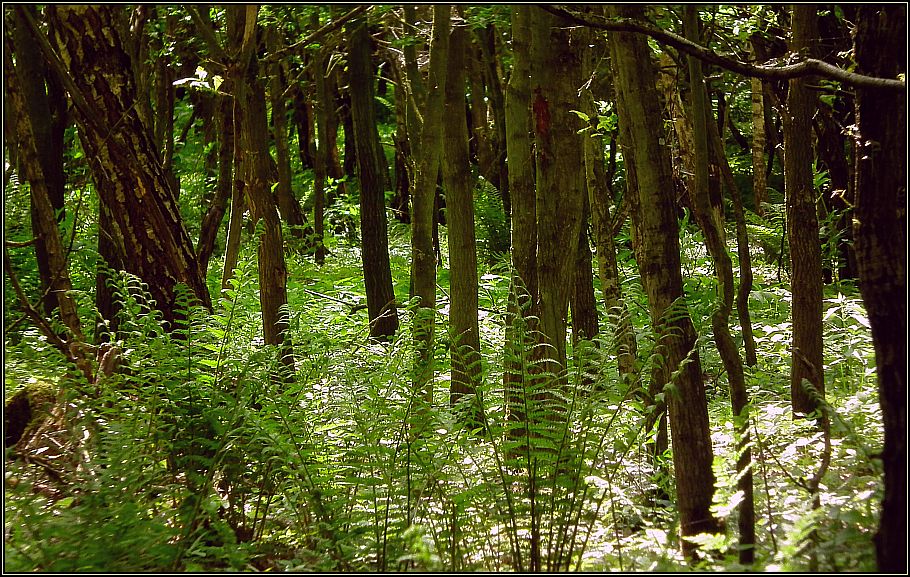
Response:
2,4,905,573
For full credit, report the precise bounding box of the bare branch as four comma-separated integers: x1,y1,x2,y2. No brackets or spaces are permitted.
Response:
540,5,905,91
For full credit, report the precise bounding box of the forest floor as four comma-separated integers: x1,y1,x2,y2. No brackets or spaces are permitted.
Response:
4,219,883,571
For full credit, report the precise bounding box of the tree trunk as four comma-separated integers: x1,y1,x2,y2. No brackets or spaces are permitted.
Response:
3,39,85,352
852,6,907,573
311,34,330,265
580,21,638,387
503,4,537,428
570,204,598,346
529,6,586,377
442,17,481,414
197,94,233,279
409,6,450,405
229,5,294,373
476,24,510,225
267,25,308,242
684,7,754,563
784,5,825,419
750,74,767,215
608,4,719,554
46,5,212,326
348,17,400,340
10,6,67,319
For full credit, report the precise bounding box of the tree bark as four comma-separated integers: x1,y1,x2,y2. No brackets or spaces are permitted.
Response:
3,39,86,353
503,4,538,427
10,6,67,319
348,17,400,340
443,17,482,413
529,7,587,377
197,94,233,279
608,4,719,554
46,5,212,327
852,6,907,573
579,32,639,386
684,7,754,563
228,5,294,373
784,5,825,418
267,25,308,242
409,6,450,404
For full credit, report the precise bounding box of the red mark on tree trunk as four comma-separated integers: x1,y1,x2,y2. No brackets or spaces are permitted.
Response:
533,88,550,138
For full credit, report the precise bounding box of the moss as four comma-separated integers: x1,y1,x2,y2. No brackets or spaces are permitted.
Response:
4,380,57,447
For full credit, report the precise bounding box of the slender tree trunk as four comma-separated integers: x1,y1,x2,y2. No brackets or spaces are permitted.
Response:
476,24,510,225
570,202,598,346
311,34,330,265
609,38,669,478
750,66,767,215
784,5,825,418
579,20,638,387
443,16,481,414
608,4,719,554
410,6,450,406
267,26,308,241
349,17,400,340
852,6,907,573
46,5,212,326
197,94,233,279
10,6,68,319
3,42,86,360
229,5,294,373
684,7,754,564
503,4,537,428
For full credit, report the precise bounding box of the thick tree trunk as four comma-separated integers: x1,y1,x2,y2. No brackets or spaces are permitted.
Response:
46,5,212,327
784,5,825,418
529,7,586,377
852,6,907,573
608,4,719,554
349,18,400,340
443,18,482,413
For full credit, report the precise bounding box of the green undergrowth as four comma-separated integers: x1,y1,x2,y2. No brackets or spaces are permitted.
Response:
4,220,882,572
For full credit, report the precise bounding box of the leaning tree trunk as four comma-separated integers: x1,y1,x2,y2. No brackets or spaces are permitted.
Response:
348,17,400,340
4,39,89,378
197,93,233,279
44,5,212,326
784,5,825,419
852,6,907,573
10,6,67,319
267,25,308,242
608,4,719,556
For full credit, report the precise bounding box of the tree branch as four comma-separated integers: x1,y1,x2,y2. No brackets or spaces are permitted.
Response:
540,5,905,91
